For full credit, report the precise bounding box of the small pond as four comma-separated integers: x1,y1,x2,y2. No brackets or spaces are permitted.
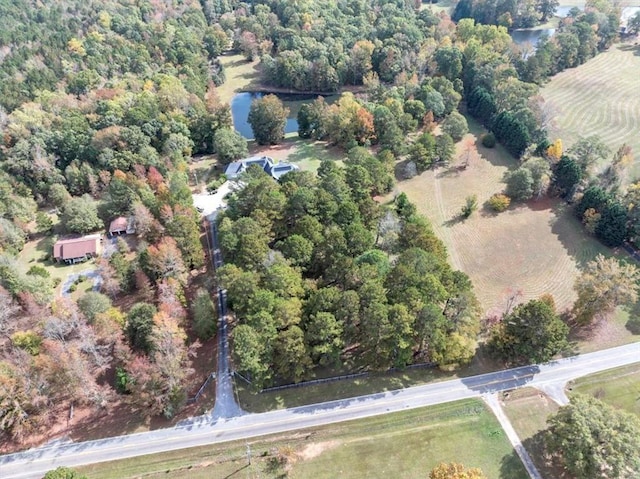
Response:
231,92,323,140
510,28,556,47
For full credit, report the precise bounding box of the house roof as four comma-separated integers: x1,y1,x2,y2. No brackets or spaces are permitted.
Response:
225,155,299,181
270,163,299,180
53,236,100,260
109,216,128,233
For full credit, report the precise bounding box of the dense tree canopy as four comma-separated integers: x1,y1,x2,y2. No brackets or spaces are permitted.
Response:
220,165,480,388
489,296,568,364
546,395,640,479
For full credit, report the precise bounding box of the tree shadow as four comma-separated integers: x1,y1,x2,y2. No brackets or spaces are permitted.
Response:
625,300,640,334
547,199,614,269
443,213,465,227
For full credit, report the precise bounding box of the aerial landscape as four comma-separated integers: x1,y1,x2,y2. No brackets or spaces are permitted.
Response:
0,0,639,478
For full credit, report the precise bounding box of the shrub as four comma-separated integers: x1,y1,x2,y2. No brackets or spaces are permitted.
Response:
77,291,112,322
27,265,50,278
487,194,511,212
11,330,42,355
481,133,496,148
461,195,478,218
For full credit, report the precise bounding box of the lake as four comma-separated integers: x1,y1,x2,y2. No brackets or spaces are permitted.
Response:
231,92,322,140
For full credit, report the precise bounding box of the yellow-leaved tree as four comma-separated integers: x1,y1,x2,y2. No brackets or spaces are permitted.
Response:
429,462,487,479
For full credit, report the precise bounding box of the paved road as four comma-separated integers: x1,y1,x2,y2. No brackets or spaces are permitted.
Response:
207,217,243,419
1,343,638,478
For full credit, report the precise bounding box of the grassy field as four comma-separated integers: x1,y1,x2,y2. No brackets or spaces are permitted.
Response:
78,399,527,479
569,363,640,417
542,42,640,180
217,54,261,104
501,388,565,479
390,118,618,316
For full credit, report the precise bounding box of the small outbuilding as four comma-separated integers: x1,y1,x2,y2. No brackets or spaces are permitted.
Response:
109,216,136,236
53,235,102,264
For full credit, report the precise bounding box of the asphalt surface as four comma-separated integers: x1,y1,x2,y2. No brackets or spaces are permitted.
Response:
208,218,244,419
1,342,638,478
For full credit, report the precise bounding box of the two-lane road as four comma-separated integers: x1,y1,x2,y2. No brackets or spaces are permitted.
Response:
1,342,638,479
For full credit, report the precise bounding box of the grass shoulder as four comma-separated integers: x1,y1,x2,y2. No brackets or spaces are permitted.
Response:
569,363,640,417
77,399,527,479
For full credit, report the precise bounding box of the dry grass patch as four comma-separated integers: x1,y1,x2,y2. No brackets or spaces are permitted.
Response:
217,54,261,104
542,42,640,180
390,119,613,316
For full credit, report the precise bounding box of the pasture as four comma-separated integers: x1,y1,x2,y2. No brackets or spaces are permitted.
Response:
77,399,527,479
542,42,640,180
393,118,613,316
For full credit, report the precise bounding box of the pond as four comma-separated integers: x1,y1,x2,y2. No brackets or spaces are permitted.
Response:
510,28,556,47
231,92,321,140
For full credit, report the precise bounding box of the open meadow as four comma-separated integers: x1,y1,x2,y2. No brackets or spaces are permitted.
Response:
77,399,527,479
392,118,614,315
542,42,640,180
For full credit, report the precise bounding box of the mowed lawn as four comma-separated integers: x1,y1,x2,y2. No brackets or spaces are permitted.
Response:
569,363,640,417
393,118,612,316
78,399,527,479
542,42,640,179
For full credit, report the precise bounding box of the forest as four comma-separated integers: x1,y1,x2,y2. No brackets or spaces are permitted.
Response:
0,0,637,450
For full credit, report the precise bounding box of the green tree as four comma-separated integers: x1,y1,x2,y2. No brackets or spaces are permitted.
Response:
442,111,469,142
126,303,157,353
60,195,102,234
545,395,640,479
35,212,53,234
233,324,271,388
572,254,639,325
504,168,534,201
77,292,112,323
248,94,289,145
212,127,248,165
47,184,72,209
191,289,217,340
553,155,583,196
409,131,437,171
489,297,568,364
628,11,640,35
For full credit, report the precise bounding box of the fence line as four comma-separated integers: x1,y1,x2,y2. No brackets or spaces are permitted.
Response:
259,361,437,394
187,372,216,404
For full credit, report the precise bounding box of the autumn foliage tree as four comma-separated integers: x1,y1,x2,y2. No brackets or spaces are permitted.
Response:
572,255,639,325
429,462,487,479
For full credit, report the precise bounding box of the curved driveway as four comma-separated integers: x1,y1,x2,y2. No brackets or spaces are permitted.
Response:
1,342,638,479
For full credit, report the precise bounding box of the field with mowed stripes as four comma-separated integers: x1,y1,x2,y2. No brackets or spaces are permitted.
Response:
389,117,616,318
542,43,640,180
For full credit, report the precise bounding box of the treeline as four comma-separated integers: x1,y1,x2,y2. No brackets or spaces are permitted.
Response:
219,0,444,91
517,1,621,84
218,159,481,389
498,134,638,247
0,0,224,111
453,0,560,29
